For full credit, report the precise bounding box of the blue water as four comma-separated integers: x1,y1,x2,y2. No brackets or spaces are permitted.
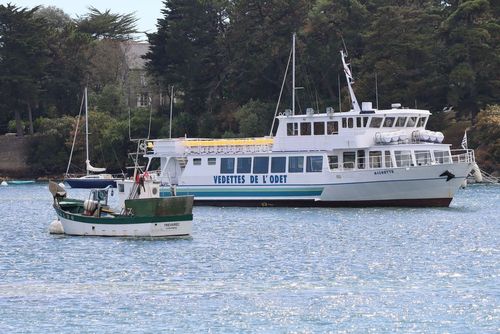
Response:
0,183,498,333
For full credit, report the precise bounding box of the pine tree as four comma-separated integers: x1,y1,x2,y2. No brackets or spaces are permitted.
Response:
0,4,51,136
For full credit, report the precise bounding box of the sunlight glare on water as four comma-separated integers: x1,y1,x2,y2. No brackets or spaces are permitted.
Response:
0,183,498,332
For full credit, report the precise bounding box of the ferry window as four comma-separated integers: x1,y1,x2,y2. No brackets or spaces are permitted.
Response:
417,117,427,127
287,122,299,136
384,151,393,168
363,117,369,127
415,150,431,166
288,156,304,173
327,121,339,134
434,151,450,164
383,117,395,127
220,158,234,173
328,155,339,169
357,150,365,169
208,158,216,165
369,117,383,128
193,158,202,166
271,157,286,173
406,117,417,127
313,122,325,135
356,117,362,128
253,157,269,174
341,118,354,128
237,157,251,173
306,156,323,172
118,183,125,193
300,122,311,135
369,151,382,168
395,150,413,167
343,152,356,169
395,117,407,127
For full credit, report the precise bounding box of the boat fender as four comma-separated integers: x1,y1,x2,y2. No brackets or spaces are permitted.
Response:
49,219,64,234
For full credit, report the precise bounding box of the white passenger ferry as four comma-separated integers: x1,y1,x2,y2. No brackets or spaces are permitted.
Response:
141,38,474,207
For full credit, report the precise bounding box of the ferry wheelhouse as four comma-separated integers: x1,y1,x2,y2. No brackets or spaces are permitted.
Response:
141,39,474,207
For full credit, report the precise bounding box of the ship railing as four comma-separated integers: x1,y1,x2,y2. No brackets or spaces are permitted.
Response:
329,154,460,172
185,143,273,155
451,149,475,164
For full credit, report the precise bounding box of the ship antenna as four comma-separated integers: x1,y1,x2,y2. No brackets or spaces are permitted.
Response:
340,47,361,113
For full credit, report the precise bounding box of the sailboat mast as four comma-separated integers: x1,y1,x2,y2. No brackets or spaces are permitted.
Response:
84,87,89,175
292,33,296,115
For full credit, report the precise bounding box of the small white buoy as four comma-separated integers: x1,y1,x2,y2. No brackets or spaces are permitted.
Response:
58,182,66,188
0,181,7,186
49,220,64,234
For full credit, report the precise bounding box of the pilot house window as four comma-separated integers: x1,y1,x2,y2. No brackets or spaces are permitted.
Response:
313,122,325,135
287,123,299,136
327,121,339,135
300,122,311,135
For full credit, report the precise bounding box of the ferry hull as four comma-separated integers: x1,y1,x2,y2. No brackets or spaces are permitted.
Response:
169,163,472,208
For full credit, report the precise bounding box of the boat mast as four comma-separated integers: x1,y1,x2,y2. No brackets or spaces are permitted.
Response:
292,33,296,115
84,87,89,175
340,50,361,113
169,85,174,139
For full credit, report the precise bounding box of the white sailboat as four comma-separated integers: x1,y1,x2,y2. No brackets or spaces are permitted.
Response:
65,87,119,188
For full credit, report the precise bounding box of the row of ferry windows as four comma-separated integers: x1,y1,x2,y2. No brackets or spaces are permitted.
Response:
191,149,450,172
286,116,428,136
328,150,451,169
193,156,324,174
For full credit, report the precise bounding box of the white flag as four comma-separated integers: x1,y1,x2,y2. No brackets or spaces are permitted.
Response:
461,131,468,149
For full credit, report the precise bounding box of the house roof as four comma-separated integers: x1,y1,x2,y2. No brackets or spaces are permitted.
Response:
121,41,150,69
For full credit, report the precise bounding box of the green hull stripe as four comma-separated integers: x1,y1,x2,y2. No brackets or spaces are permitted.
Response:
54,206,192,225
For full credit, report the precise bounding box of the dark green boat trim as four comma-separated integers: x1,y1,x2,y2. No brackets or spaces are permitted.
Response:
54,205,192,225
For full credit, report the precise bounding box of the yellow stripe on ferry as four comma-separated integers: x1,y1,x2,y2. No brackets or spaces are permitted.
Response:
183,138,274,147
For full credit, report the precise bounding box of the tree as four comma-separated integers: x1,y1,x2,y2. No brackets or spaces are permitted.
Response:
357,1,447,111
76,6,138,40
469,104,500,174
441,0,500,116
303,0,368,110
36,7,93,117
225,0,310,105
145,0,227,125
0,4,51,136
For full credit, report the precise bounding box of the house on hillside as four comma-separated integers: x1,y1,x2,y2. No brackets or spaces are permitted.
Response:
121,41,171,111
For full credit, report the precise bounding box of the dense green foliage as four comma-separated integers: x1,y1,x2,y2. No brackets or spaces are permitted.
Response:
145,0,499,135
0,1,498,175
